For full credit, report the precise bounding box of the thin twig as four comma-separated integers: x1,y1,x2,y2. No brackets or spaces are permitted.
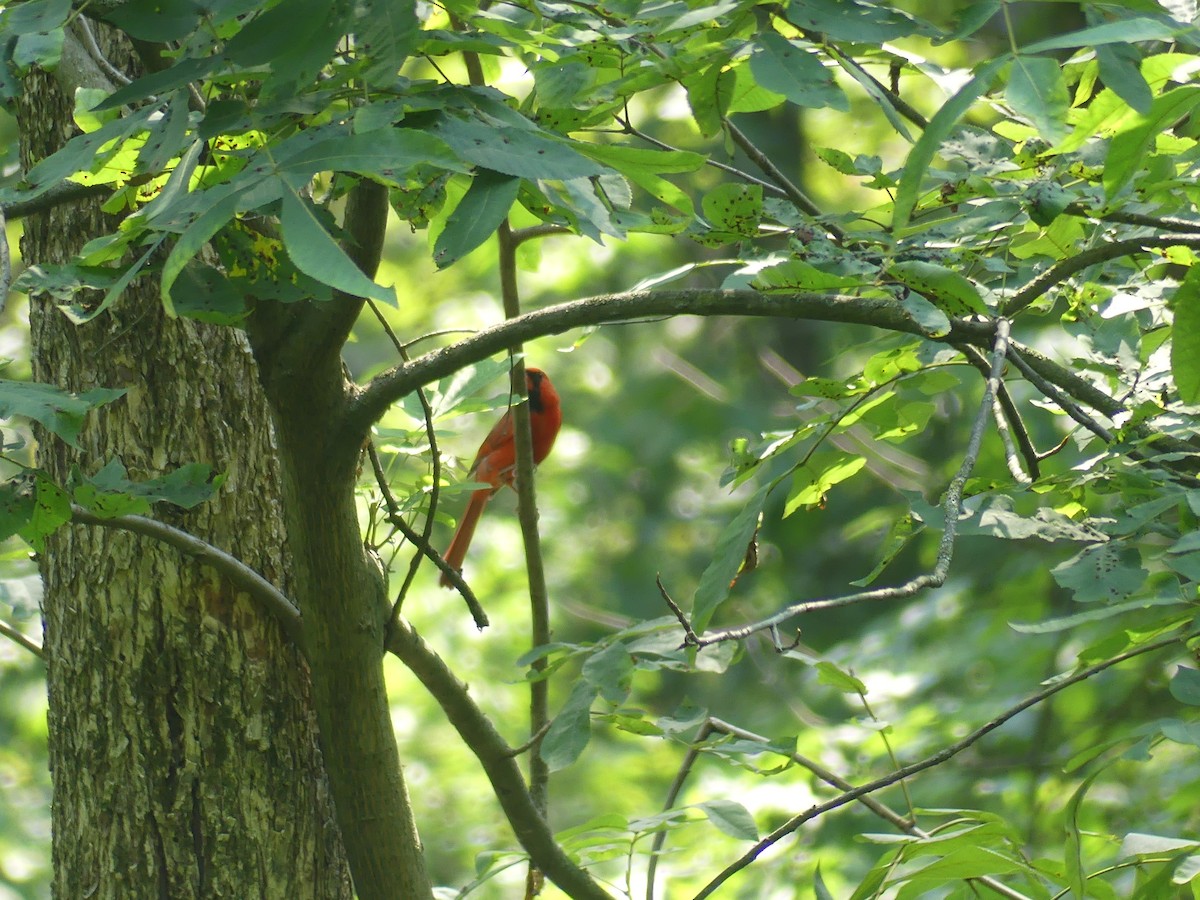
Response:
724,119,846,242
674,320,1012,647
0,206,9,315
957,342,1038,481
1006,349,1115,444
367,443,488,629
0,619,42,658
692,627,1197,898
77,17,132,85
496,222,554,829
365,298,445,626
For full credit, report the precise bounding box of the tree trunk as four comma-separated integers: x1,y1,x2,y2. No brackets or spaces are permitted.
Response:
17,64,353,900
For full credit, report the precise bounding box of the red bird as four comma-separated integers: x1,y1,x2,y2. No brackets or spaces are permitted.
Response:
440,367,562,587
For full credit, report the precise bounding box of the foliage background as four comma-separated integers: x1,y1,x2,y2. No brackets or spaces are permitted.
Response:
2,0,1200,897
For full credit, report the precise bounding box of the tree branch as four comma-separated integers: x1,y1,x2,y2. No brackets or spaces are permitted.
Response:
69,506,305,648
692,627,1198,899
957,342,1038,481
1063,203,1200,234
385,619,612,900
1001,234,1200,316
0,619,43,659
347,290,932,439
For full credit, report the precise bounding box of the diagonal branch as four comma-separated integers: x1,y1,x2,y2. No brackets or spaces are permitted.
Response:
1001,234,1200,316
0,619,43,658
70,506,305,648
692,627,1198,899
385,619,612,900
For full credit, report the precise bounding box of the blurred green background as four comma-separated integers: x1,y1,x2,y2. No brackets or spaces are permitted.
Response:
2,1,1195,897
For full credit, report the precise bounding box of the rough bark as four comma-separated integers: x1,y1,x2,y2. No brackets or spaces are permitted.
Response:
18,63,353,900
248,180,433,899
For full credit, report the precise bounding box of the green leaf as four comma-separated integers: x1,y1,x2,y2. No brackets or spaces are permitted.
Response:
696,800,758,840
277,128,465,180
1172,266,1200,404
887,260,988,316
0,482,35,542
753,259,861,291
1169,667,1200,706
894,55,1007,232
691,482,770,632
1051,543,1149,604
433,170,520,269
1021,18,1178,54
0,381,126,448
701,184,763,237
431,114,606,181
20,475,71,551
136,91,191,174
12,28,63,71
852,513,922,586
1010,594,1186,634
74,460,221,516
576,143,704,215
1096,43,1153,115
899,293,952,337
21,107,156,195
103,0,208,41
1121,832,1200,857
226,0,333,66
1025,181,1075,226
170,261,249,325
581,642,634,705
749,34,847,111
815,862,835,900
3,0,70,34
785,0,933,43
1006,56,1070,143
1064,773,1100,897
816,660,867,694
92,56,221,112
160,176,285,314
540,679,597,771
279,188,396,304
785,456,867,516
357,0,420,82
1105,85,1200,200
59,238,164,325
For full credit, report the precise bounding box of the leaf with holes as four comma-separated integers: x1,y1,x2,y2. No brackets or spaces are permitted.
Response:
1052,543,1148,604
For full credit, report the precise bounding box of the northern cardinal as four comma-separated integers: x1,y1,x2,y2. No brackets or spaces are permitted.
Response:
439,367,562,587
